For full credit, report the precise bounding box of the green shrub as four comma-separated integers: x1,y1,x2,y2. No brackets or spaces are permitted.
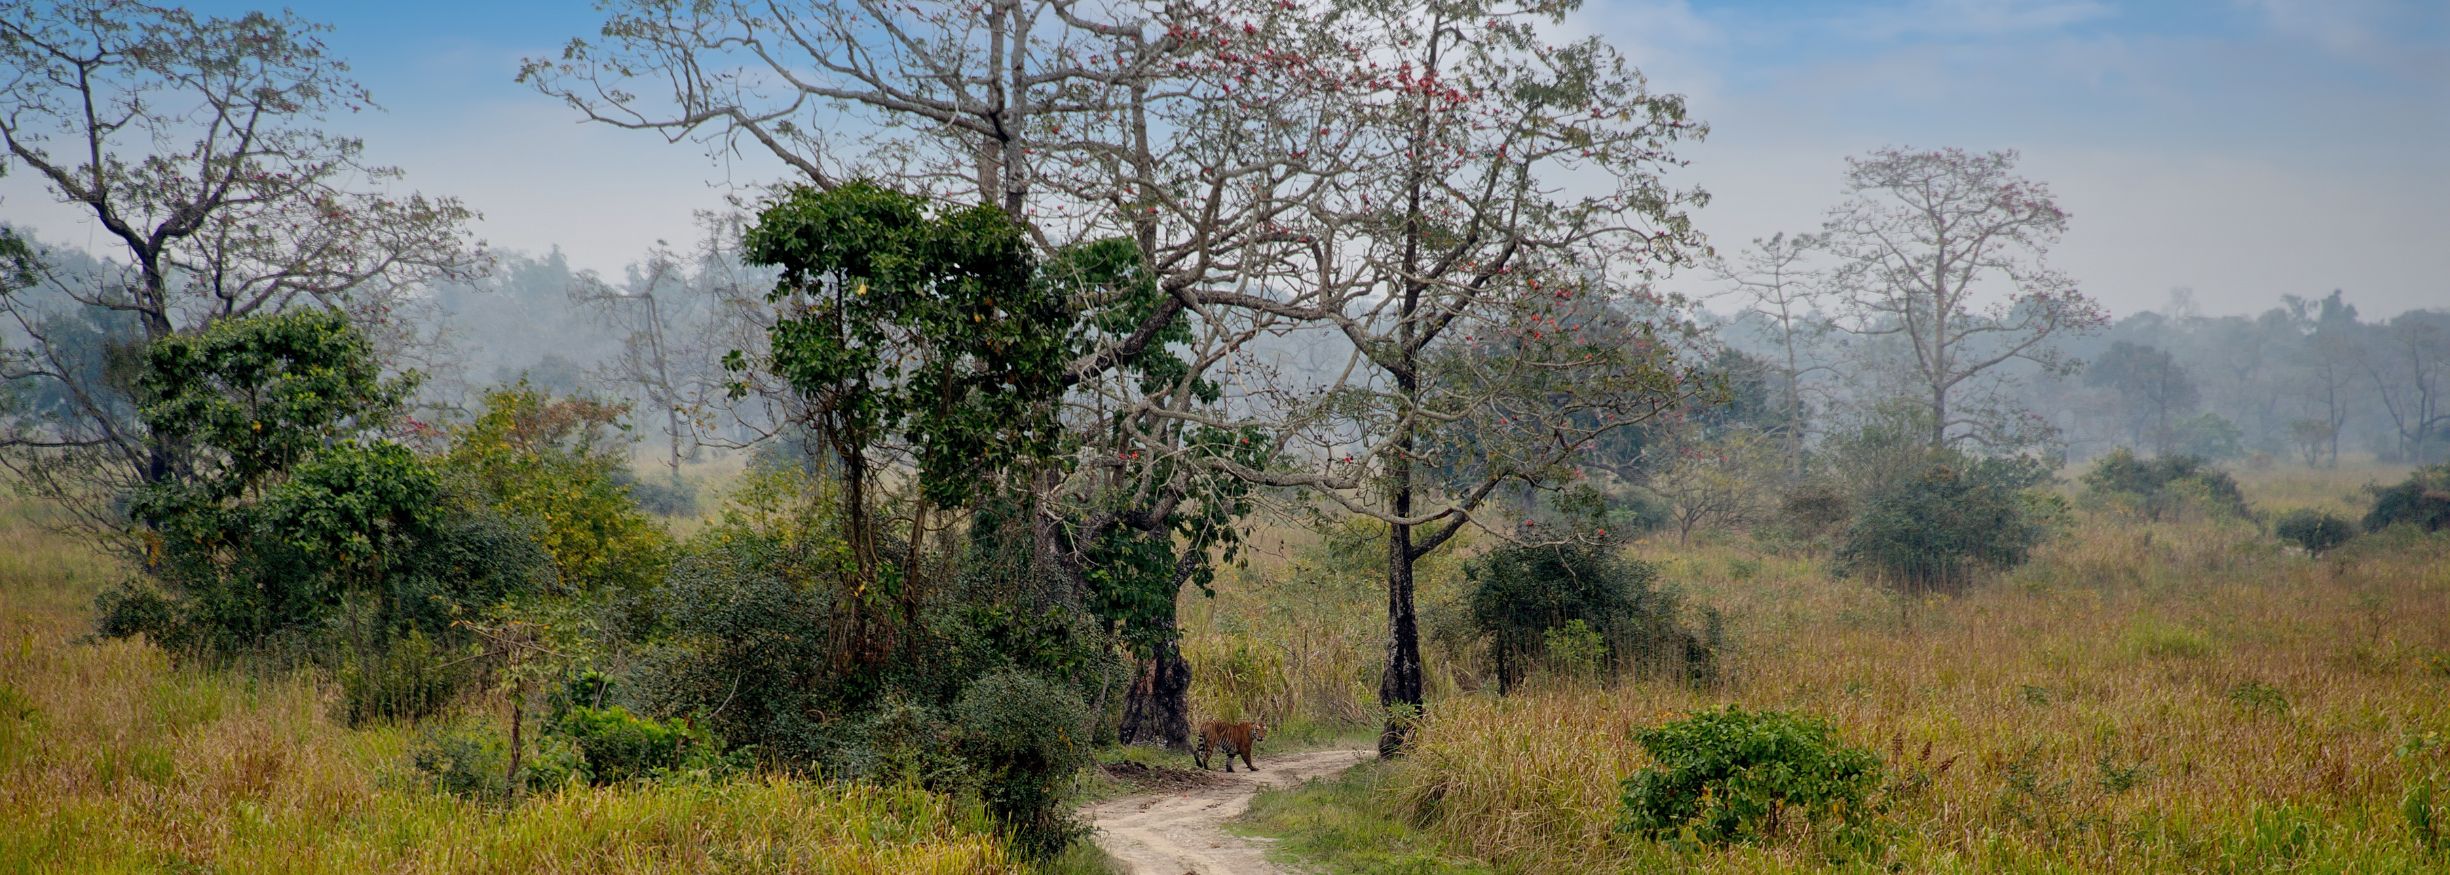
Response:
953,667,1093,858
1467,543,1718,693
2364,465,2450,534
2081,449,2252,521
1617,706,1882,846
1839,453,2053,595
554,704,730,784
443,386,674,597
2274,509,2356,558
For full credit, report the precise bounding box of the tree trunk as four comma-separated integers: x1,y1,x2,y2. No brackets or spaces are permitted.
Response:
1118,639,1192,749
1379,472,1424,757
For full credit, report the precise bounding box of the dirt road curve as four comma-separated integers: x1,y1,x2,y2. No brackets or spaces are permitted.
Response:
1084,747,1376,875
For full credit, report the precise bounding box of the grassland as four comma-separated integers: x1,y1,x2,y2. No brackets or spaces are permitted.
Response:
0,493,1029,874
1209,463,2450,872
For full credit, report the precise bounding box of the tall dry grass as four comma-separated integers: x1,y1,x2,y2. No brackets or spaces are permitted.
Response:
0,493,1021,873
1217,467,2450,870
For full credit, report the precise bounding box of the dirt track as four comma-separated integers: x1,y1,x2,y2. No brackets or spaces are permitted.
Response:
1083,747,1375,875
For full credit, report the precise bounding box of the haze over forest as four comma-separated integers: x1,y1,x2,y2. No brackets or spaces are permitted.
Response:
4,2,2449,872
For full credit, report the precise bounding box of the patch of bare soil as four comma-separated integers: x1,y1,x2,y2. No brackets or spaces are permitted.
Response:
1083,747,1375,875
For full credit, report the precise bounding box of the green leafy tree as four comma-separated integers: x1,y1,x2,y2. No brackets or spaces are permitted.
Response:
735,181,1073,655
1467,542,1717,694
100,312,548,720
135,311,408,502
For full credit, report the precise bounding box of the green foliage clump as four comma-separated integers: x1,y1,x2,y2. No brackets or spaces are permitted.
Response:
1466,542,1718,693
952,668,1094,857
2081,449,2253,522
553,704,730,784
2364,465,2450,534
1839,452,2054,595
2274,509,2356,558
409,723,517,799
443,386,673,597
618,468,1118,857
742,181,1073,511
104,313,553,708
1617,706,1882,847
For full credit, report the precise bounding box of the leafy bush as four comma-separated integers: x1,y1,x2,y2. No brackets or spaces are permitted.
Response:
554,704,731,784
2274,509,2356,558
2364,465,2450,534
2081,449,2252,522
107,314,553,697
1466,543,1719,693
443,386,674,597
1839,453,2053,595
952,667,1093,858
1618,706,1882,846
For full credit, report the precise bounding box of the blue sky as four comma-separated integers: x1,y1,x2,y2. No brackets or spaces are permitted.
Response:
4,0,2444,317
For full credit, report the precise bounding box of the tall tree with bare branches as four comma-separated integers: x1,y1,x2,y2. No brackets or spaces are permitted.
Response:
1821,147,2104,451
1181,0,1713,755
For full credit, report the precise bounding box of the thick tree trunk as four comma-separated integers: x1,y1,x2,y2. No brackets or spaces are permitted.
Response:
1118,638,1192,749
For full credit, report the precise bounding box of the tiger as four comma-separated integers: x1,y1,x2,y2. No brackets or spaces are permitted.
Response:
1193,720,1266,772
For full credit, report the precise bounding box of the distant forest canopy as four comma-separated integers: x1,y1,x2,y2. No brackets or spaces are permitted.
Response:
9,219,2441,471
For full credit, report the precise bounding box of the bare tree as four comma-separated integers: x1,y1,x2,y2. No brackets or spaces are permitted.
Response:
1179,0,1712,755
1821,147,2104,450
1710,232,1831,474
0,0,485,533
2282,290,2361,467
1643,428,1776,545
2366,310,2450,465
569,237,731,477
